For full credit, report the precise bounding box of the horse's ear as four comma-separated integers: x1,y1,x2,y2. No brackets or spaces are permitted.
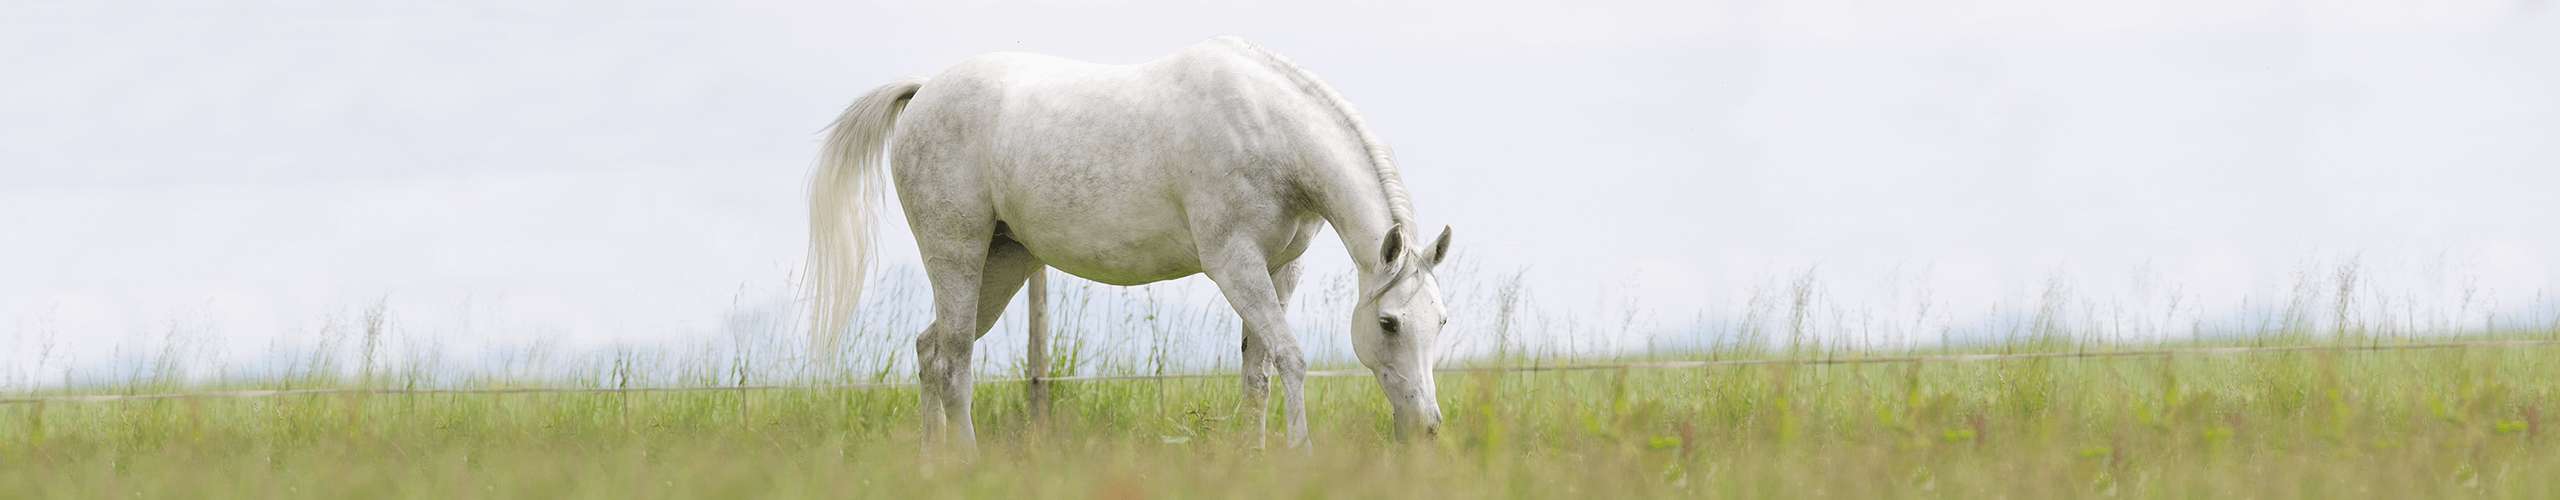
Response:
1428,225,1453,266
1379,224,1406,266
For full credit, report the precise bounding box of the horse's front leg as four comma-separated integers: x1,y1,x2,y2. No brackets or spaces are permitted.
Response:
1206,257,1314,451
1238,326,1272,449
1235,260,1304,449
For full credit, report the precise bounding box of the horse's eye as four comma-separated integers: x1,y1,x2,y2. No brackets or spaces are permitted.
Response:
1378,317,1401,334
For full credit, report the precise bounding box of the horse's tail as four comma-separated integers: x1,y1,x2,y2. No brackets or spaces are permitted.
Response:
806,77,924,368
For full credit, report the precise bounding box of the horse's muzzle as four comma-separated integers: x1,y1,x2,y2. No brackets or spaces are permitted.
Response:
1397,407,1446,441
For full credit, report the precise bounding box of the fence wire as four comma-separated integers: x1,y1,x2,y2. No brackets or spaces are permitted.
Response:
6,339,2553,406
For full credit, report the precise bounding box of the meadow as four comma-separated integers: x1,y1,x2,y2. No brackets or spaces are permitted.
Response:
4,335,2555,498
6,264,2557,498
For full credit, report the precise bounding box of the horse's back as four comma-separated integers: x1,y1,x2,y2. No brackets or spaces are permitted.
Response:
890,39,1322,285
900,39,1298,141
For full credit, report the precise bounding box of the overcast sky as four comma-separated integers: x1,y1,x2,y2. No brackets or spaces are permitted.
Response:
6,0,2556,382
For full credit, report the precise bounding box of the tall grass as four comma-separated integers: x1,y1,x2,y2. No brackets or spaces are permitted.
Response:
3,258,2556,498
4,342,2554,498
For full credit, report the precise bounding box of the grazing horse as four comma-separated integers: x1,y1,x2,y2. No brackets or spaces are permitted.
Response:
807,36,1452,451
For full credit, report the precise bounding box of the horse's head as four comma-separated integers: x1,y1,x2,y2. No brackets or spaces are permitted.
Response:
1352,224,1454,440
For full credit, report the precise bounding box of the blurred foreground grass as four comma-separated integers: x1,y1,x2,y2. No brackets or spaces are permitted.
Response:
4,340,2556,499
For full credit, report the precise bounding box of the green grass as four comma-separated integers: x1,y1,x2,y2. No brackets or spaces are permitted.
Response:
5,340,2556,499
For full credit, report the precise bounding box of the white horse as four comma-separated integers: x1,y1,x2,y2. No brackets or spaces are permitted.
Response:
807,36,1451,451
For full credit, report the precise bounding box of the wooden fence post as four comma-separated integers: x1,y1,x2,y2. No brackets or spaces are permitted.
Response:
1026,269,1053,424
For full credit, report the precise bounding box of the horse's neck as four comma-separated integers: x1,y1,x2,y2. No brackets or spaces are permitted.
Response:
1309,165,1404,276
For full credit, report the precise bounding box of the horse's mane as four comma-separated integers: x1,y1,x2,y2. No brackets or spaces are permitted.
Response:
1216,36,1417,233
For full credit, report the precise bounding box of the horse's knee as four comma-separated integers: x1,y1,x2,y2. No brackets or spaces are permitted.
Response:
1272,350,1307,375
1242,358,1273,380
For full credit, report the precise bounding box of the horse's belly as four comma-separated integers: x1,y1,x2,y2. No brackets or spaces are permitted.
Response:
998,198,1201,286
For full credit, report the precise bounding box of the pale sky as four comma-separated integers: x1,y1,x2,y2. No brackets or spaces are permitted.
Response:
5,0,2556,384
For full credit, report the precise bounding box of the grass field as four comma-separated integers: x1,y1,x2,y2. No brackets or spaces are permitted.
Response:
5,336,2555,499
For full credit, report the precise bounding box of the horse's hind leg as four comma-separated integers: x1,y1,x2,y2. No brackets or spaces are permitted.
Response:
969,236,1045,425
1238,259,1303,449
970,236,1043,337
911,216,996,454
917,230,1043,453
